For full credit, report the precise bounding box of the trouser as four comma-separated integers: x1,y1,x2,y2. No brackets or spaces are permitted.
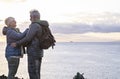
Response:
7,57,20,79
28,55,42,79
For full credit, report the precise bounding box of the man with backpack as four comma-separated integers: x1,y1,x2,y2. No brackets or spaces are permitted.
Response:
11,9,55,79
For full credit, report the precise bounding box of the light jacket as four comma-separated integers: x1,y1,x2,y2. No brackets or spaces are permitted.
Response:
2,27,28,58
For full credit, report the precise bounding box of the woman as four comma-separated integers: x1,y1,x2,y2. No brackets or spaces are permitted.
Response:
2,17,28,79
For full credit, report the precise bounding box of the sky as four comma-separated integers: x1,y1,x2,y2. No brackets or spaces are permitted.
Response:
0,0,120,42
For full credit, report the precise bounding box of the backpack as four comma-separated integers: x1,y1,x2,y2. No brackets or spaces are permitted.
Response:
33,21,56,49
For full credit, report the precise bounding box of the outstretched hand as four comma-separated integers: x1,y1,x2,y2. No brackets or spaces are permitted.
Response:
11,43,17,47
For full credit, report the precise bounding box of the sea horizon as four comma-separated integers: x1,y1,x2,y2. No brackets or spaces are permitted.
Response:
0,41,120,79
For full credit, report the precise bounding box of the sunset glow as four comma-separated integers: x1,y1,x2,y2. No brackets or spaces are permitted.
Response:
0,0,120,42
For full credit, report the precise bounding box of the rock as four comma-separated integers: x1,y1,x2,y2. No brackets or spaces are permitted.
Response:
73,72,85,79
0,74,23,79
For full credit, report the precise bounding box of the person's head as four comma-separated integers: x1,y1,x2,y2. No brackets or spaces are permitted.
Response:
5,17,16,28
30,9,40,22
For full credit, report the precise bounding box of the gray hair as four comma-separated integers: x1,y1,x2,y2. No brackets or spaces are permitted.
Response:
30,9,40,20
5,17,15,26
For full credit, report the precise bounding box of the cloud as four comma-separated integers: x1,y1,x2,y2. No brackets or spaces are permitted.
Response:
49,12,120,34
50,23,120,34
5,20,120,34
63,12,120,24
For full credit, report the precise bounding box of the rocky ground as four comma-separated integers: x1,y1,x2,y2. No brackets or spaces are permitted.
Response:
0,72,85,79
0,74,24,79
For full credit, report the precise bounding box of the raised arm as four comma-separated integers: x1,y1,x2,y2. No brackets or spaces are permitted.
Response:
16,23,41,46
7,28,28,40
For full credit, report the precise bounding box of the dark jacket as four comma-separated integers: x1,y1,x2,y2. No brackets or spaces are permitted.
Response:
2,27,28,58
16,20,49,57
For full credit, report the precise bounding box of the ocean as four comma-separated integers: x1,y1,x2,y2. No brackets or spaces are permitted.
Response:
0,42,120,79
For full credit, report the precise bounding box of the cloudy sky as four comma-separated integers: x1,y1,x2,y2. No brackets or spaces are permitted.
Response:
0,0,120,42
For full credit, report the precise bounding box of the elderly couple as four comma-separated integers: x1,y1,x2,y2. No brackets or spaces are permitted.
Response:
2,9,49,79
